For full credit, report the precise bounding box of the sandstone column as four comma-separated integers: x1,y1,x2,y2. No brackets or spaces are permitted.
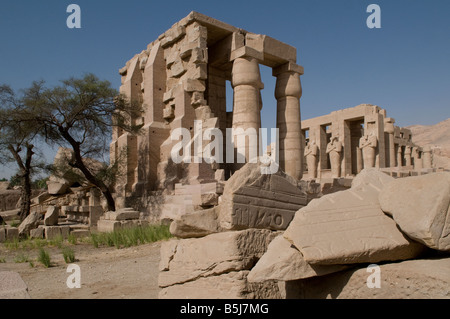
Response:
231,50,264,170
423,146,432,169
274,62,304,180
384,118,396,168
397,146,403,168
405,146,412,167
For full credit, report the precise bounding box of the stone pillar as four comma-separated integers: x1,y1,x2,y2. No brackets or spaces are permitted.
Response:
231,50,264,170
405,146,412,167
274,62,304,180
397,146,403,168
423,146,432,169
384,118,396,168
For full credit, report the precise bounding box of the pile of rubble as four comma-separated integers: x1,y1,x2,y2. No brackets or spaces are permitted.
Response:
158,161,309,298
159,165,450,299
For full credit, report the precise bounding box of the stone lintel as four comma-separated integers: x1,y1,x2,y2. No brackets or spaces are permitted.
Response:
230,46,264,62
273,62,304,76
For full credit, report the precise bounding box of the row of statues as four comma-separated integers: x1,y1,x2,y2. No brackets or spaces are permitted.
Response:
305,132,378,178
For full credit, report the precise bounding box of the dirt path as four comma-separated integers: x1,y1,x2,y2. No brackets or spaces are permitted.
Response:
0,241,162,299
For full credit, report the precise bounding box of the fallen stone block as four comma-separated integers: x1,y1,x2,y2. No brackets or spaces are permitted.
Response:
60,225,70,239
18,211,41,237
158,229,278,288
285,257,450,299
96,220,122,233
6,227,19,241
30,227,44,239
44,206,60,226
248,235,348,282
109,210,140,221
0,227,5,242
219,163,308,231
44,226,61,240
169,207,221,238
0,271,31,299
159,270,281,299
46,181,68,195
379,172,450,251
284,169,425,265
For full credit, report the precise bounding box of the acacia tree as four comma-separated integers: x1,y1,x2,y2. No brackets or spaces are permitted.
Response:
0,85,43,221
18,74,141,211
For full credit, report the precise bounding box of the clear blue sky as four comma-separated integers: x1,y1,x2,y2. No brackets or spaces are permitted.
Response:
1,0,449,178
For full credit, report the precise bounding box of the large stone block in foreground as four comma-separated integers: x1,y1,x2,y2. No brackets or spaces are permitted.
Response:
159,270,281,299
158,229,280,299
379,172,450,251
219,163,308,231
247,235,348,282
159,229,278,288
284,169,425,265
285,257,450,299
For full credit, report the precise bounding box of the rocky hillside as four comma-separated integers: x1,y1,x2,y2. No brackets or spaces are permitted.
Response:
407,118,450,169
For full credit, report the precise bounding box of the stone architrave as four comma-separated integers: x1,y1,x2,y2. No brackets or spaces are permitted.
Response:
359,132,377,168
304,141,318,178
284,169,425,265
379,172,450,251
218,162,308,231
326,136,342,178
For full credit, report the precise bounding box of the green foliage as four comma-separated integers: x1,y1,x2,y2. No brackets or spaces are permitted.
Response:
14,253,30,263
9,174,21,187
90,224,172,249
32,177,49,190
0,257,6,263
37,248,51,268
62,247,76,263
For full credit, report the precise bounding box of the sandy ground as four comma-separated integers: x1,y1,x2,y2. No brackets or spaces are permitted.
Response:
0,241,162,299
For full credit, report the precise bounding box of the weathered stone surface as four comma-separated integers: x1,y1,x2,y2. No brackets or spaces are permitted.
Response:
169,207,221,238
44,206,59,226
159,270,281,299
96,220,122,233
248,235,348,282
0,271,31,299
29,227,44,239
6,227,19,241
158,229,277,288
44,226,61,240
109,209,140,221
284,169,425,265
0,227,5,242
46,181,68,195
219,163,308,231
379,172,450,251
18,211,41,237
285,257,450,299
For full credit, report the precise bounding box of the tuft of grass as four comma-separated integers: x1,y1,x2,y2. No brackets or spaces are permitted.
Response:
14,253,30,263
49,235,64,249
37,248,51,268
10,220,20,228
61,246,76,264
67,233,78,245
0,257,6,263
90,224,172,249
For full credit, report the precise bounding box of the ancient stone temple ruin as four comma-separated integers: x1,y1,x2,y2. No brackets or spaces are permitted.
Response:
301,104,428,179
110,11,304,210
